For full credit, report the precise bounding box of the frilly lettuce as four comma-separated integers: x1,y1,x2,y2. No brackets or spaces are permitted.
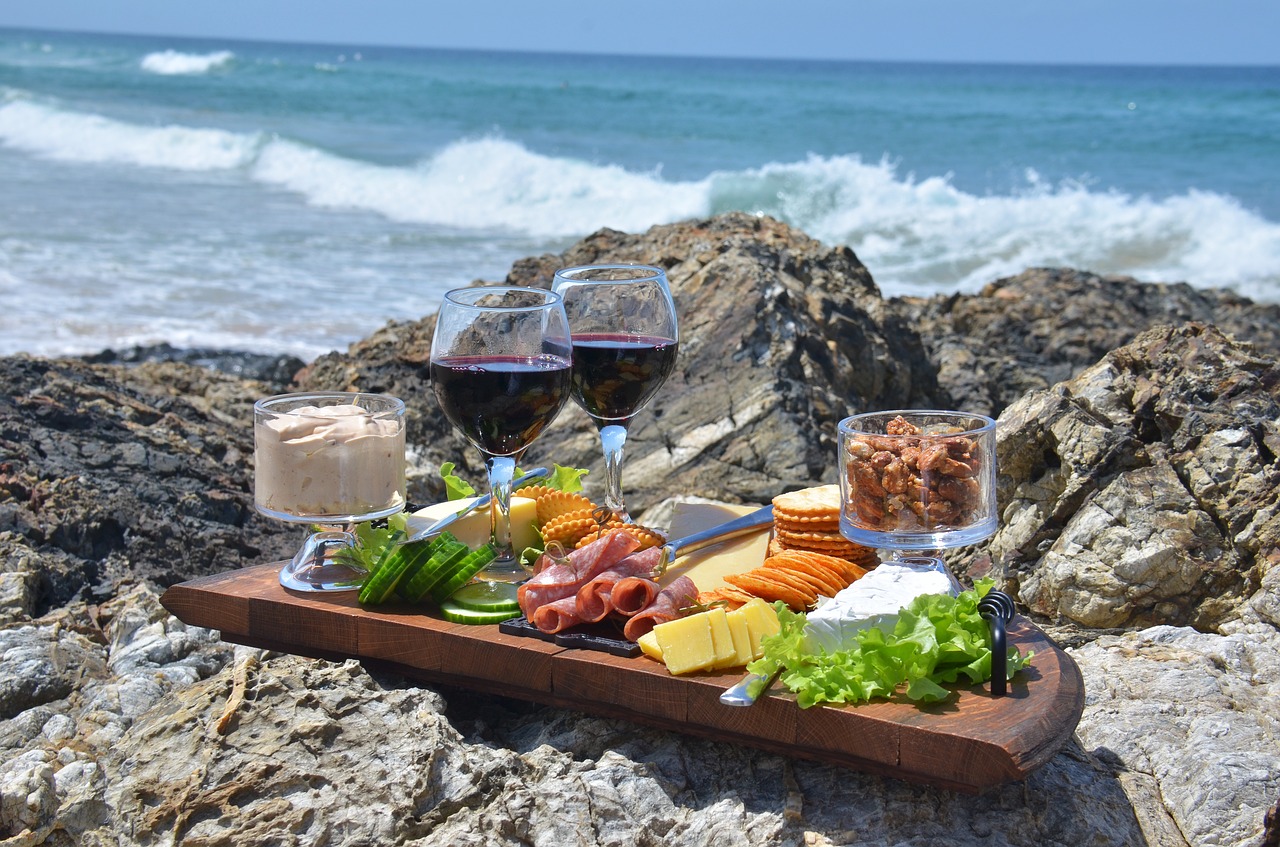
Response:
745,578,1033,708
439,462,588,500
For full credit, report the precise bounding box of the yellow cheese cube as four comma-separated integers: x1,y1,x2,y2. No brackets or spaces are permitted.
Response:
707,608,739,669
637,630,663,662
740,597,781,659
409,496,538,552
721,608,754,668
653,614,717,675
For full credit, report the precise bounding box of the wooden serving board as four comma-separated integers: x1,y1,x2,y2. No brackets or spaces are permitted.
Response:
161,563,1085,793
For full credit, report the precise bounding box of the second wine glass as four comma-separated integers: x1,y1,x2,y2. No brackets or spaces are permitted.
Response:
552,264,679,523
430,286,573,582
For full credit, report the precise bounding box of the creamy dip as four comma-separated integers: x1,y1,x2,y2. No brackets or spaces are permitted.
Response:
254,403,405,520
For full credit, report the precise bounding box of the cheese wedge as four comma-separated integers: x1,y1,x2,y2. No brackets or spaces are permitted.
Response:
706,607,737,669
721,607,755,667
653,613,718,675
407,496,538,552
660,502,772,591
739,597,781,658
637,630,663,662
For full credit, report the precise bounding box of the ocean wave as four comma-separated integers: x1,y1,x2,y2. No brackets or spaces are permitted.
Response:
1,96,1275,299
0,98,259,170
140,49,234,75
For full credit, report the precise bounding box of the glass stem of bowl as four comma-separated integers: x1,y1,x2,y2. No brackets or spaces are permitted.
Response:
598,422,632,523
486,454,518,566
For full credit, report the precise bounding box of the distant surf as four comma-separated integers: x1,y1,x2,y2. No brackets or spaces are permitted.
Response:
139,49,233,75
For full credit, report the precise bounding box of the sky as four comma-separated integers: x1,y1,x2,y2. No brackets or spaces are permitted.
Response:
2,0,1278,66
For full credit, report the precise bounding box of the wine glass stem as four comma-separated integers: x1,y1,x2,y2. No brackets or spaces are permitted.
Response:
486,455,516,563
598,423,631,522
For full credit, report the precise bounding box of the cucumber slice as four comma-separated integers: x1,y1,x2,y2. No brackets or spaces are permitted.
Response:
439,598,521,625
358,540,424,605
427,544,498,606
399,540,469,604
449,580,520,612
394,534,451,600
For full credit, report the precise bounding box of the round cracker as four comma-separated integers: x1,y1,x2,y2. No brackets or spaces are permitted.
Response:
772,484,842,518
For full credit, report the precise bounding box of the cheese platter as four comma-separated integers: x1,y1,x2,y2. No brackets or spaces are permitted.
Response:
159,499,1085,794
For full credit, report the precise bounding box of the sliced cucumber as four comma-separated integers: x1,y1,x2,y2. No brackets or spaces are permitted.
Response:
394,534,451,600
357,540,423,605
427,544,498,606
399,539,470,603
439,598,521,625
448,579,520,612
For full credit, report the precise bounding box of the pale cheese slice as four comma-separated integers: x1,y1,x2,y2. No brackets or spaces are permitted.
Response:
659,502,772,591
407,496,539,553
722,607,755,667
653,613,717,675
706,607,738,669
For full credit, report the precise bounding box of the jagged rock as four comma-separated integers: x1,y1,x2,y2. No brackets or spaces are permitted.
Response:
904,267,1280,415
0,356,298,610
1071,624,1280,847
983,323,1280,633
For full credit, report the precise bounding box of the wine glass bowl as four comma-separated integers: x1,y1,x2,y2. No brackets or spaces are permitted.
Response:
837,410,997,555
552,264,679,522
430,286,572,581
254,391,407,592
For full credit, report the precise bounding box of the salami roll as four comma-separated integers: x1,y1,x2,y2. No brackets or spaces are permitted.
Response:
622,575,699,642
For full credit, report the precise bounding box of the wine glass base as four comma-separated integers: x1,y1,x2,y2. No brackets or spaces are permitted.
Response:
279,530,367,593
475,555,528,585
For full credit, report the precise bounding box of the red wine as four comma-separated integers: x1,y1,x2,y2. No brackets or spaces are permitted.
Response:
569,333,678,421
431,355,571,456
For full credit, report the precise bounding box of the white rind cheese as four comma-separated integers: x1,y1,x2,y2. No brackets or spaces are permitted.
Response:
803,559,960,655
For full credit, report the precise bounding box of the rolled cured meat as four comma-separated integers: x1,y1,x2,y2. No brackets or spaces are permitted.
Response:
610,576,660,617
518,531,641,619
530,594,585,634
575,547,665,623
622,575,699,642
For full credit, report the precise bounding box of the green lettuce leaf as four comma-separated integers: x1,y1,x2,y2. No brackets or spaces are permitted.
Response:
439,462,476,501
745,580,1034,708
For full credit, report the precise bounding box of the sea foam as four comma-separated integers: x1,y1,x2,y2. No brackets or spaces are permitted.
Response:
140,49,234,75
0,98,258,170
1,97,1276,302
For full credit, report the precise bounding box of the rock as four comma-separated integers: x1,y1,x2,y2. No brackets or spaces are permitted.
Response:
1072,624,1280,847
904,267,1280,415
984,323,1280,632
82,343,306,388
0,355,298,611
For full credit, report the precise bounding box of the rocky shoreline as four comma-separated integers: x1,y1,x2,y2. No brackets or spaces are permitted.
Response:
2,212,1277,846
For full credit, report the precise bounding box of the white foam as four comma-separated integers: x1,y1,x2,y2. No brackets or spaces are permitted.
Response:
707,153,1280,299
251,136,707,237
0,98,259,170
140,49,234,75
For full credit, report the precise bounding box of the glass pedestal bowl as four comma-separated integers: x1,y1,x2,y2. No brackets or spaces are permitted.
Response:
837,410,997,572
254,391,406,592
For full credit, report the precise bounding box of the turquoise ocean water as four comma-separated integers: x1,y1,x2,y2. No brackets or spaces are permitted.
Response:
1,28,1277,360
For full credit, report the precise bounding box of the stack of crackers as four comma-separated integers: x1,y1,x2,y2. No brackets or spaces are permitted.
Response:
697,484,881,612
769,485,879,567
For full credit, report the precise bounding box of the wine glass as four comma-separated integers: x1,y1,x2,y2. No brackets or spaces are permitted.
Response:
430,286,572,582
551,264,679,523
254,391,407,592
837,410,997,577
